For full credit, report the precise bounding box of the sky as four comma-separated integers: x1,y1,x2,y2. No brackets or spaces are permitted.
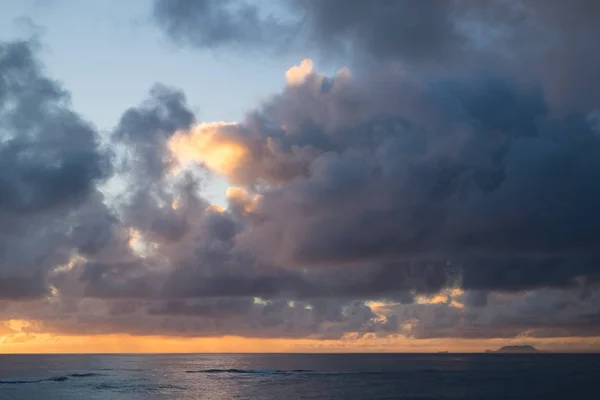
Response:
1,0,600,353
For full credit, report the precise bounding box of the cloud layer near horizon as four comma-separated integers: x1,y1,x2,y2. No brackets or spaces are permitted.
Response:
2,0,600,345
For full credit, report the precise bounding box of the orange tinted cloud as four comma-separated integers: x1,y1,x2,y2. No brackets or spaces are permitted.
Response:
285,59,314,85
226,186,261,214
168,122,247,177
415,288,465,309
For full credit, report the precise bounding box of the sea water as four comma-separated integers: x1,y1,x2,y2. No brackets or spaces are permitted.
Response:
0,353,598,399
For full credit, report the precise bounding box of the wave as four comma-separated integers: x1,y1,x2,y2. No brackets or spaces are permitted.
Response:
185,369,395,377
98,368,146,372
186,368,315,375
0,372,104,385
69,373,105,378
94,382,187,392
0,376,69,384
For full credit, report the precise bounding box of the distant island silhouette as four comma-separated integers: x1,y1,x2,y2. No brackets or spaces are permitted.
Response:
485,345,541,353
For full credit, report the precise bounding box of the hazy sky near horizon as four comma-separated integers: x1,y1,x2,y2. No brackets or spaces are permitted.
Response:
1,0,600,353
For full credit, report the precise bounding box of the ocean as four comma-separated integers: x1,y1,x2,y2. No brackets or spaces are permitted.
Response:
0,353,598,399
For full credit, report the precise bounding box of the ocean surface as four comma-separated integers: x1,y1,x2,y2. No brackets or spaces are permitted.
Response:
0,353,598,399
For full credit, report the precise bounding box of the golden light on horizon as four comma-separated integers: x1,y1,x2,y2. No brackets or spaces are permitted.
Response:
4,319,31,332
2,317,598,354
1,326,599,354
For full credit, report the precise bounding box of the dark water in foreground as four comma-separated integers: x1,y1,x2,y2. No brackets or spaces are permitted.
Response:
0,353,598,399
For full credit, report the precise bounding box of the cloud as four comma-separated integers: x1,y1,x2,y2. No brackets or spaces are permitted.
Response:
113,83,196,183
4,0,600,344
152,0,600,110
117,56,600,339
285,59,314,86
152,0,466,62
219,65,600,298
152,0,297,51
0,38,112,300
169,122,246,177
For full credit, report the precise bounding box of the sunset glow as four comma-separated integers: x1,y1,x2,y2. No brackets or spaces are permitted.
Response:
2,327,599,354
2,1,600,360
168,122,247,177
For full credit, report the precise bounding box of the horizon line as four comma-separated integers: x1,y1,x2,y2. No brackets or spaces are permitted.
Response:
2,351,599,355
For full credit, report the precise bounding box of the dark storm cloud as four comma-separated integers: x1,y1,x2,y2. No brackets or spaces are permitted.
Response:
409,286,600,339
151,0,467,60
113,83,195,181
7,296,384,340
0,274,47,300
0,38,112,299
111,84,198,244
152,0,600,110
76,229,452,303
0,40,112,215
226,65,600,298
289,0,467,62
463,290,488,308
147,297,254,318
11,285,600,340
152,0,295,51
160,260,452,301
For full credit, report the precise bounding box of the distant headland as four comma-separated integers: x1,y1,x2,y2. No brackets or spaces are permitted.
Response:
485,345,541,353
